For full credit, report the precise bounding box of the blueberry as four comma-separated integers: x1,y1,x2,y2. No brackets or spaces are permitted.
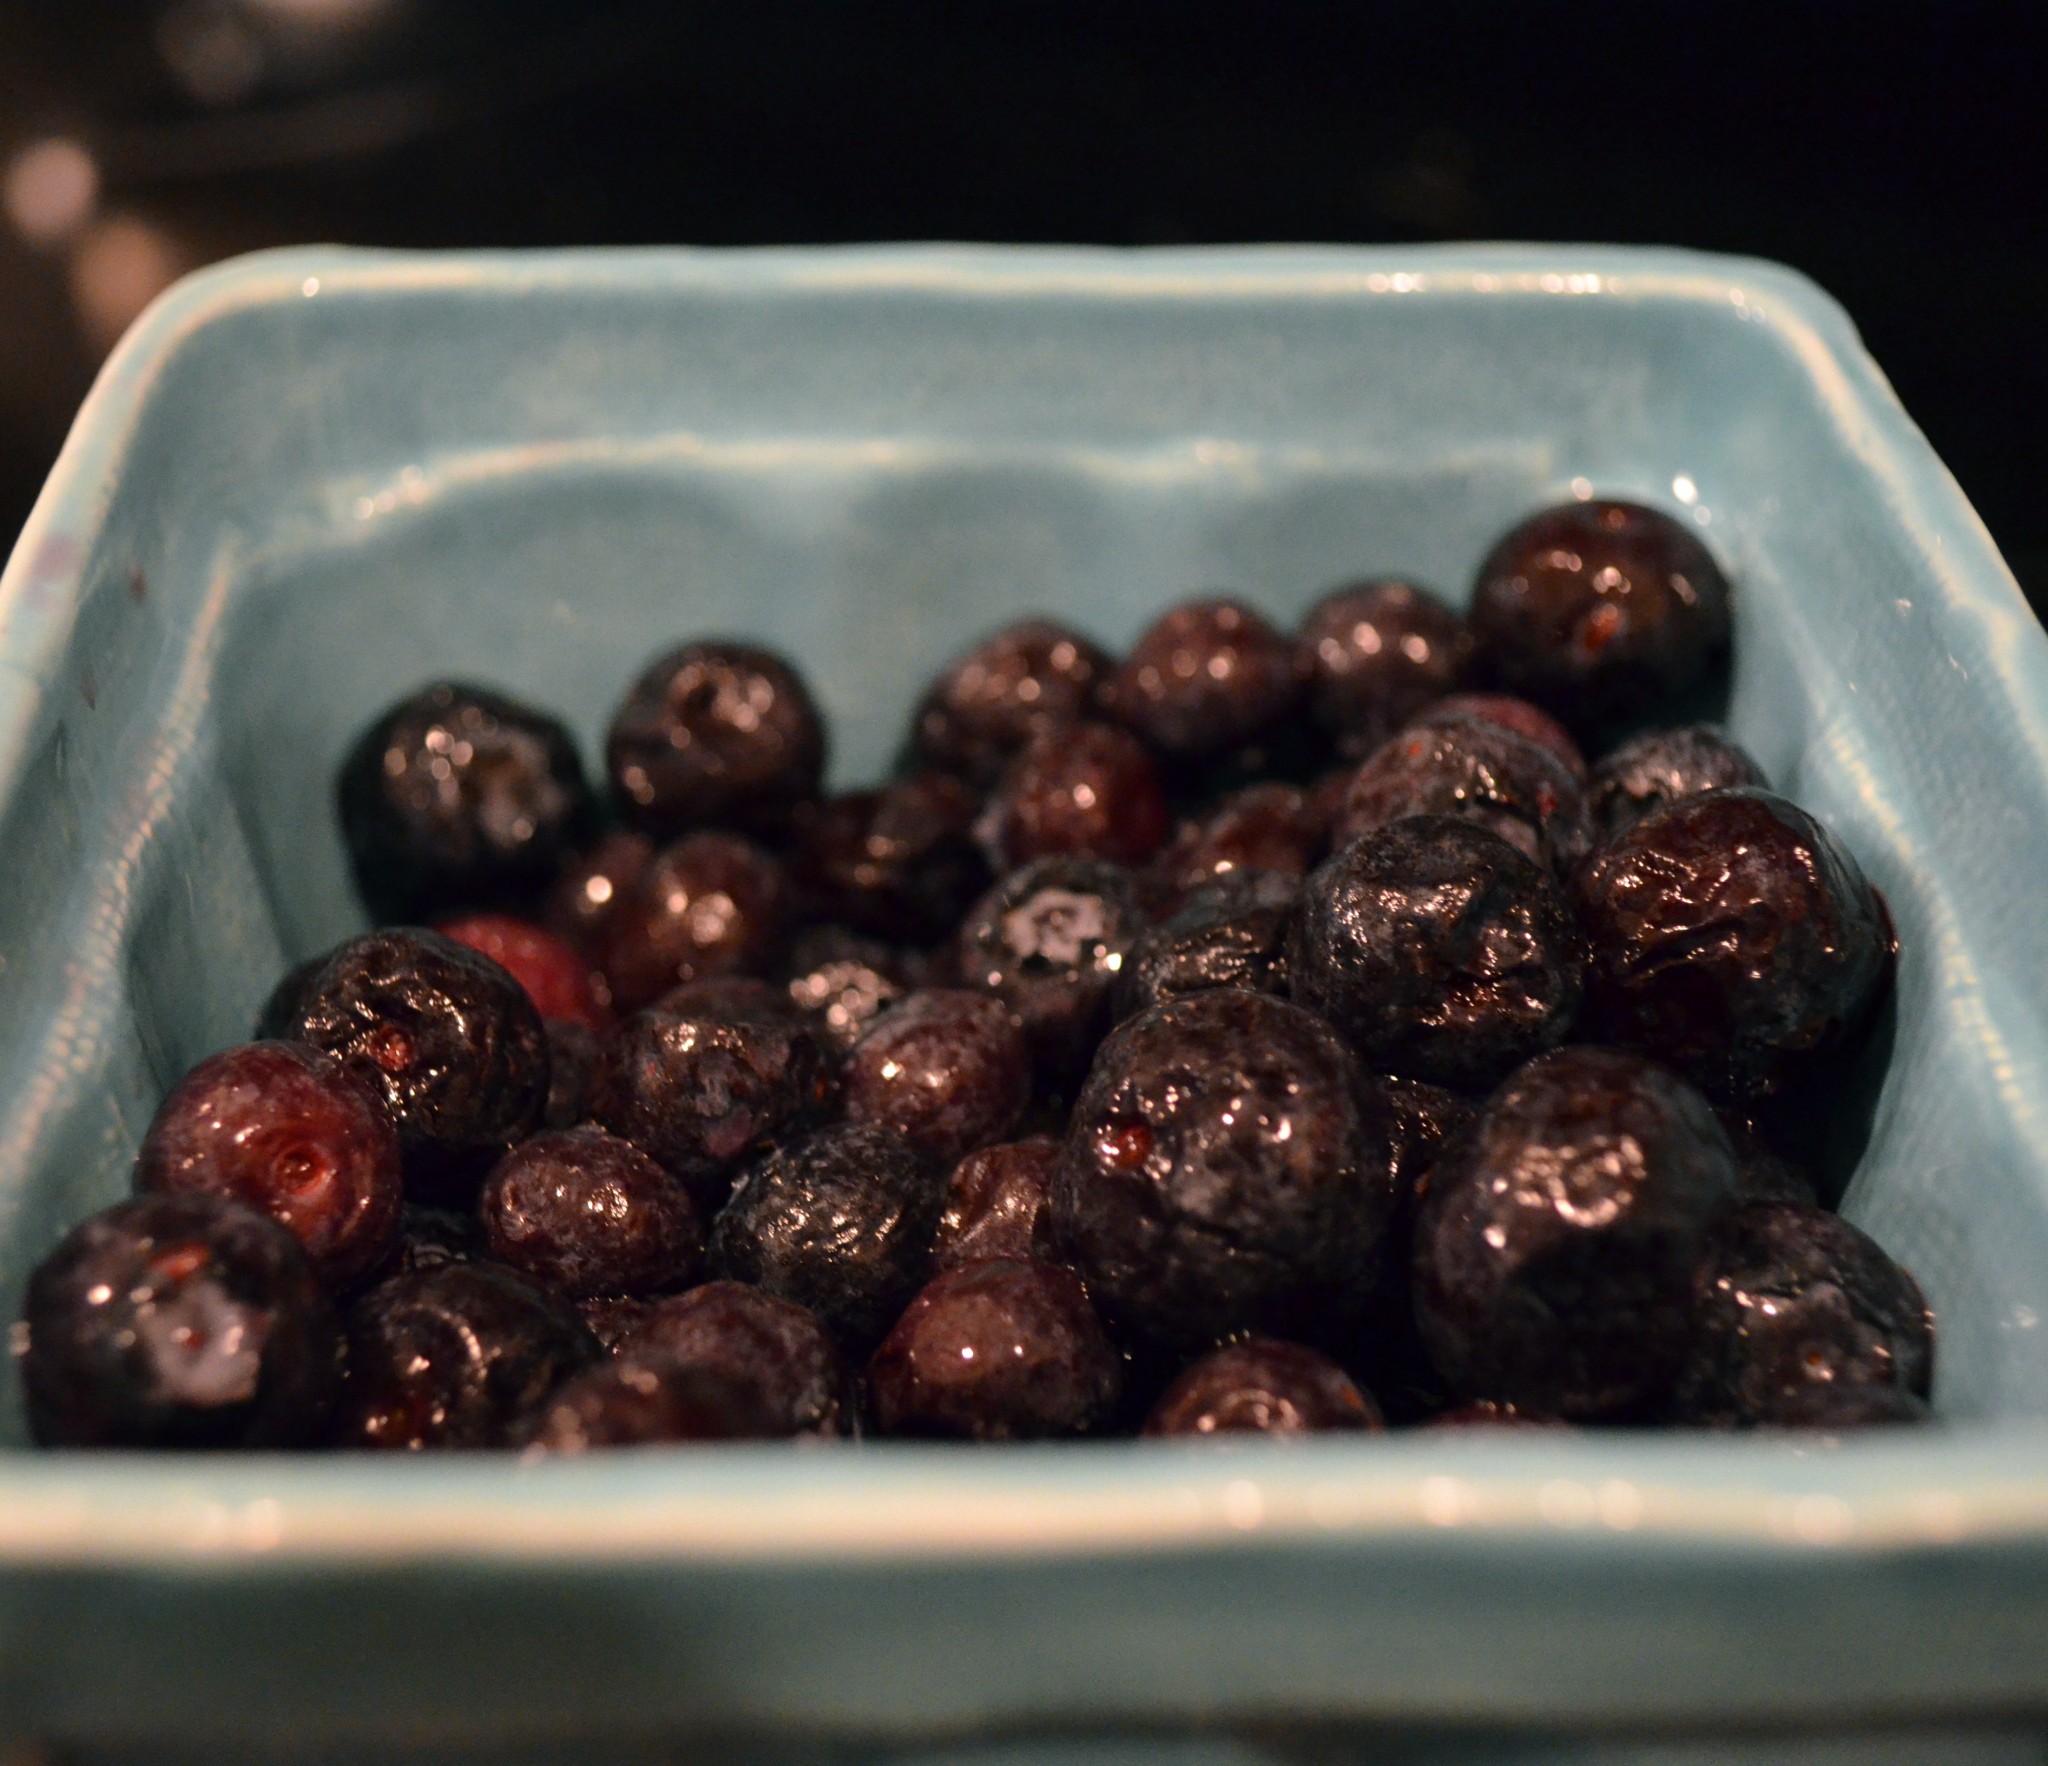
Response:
845,989,1031,1166
545,831,655,953
1143,1338,1381,1437
480,1126,702,1300
783,926,911,1052
866,1257,1120,1440
932,1136,1063,1269
20,1194,340,1448
337,1262,598,1449
1412,1047,1739,1418
591,831,791,1015
908,618,1116,784
606,641,825,838
541,1019,598,1129
577,1294,656,1353
337,681,593,922
1470,499,1733,736
288,929,549,1193
1109,598,1302,764
978,721,1171,870
521,1356,787,1451
1291,816,1583,1092
1336,716,1591,873
134,1040,403,1290
1297,580,1473,760
1672,1201,1933,1428
388,1204,486,1276
1587,723,1768,842
1572,788,1894,1105
620,1280,851,1436
1149,782,1326,912
1113,869,1298,1020
253,952,331,1041
1413,693,1588,781
788,772,993,947
1053,989,1386,1347
708,1123,943,1351
587,988,834,1213
434,913,610,1031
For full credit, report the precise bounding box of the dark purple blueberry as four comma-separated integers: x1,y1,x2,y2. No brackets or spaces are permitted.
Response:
1754,1382,1932,1430
1113,870,1298,1020
1291,817,1583,1092
541,1018,598,1129
545,830,655,955
978,722,1171,871
133,1040,402,1290
932,1137,1062,1269
337,1262,598,1449
337,681,594,922
844,989,1031,1167
1336,716,1591,873
1572,789,1894,1106
605,640,825,838
1143,1338,1381,1437
288,929,549,1190
707,1123,943,1350
1672,1202,1934,1428
521,1355,785,1450
1149,783,1326,912
1588,723,1769,842
866,1257,1120,1440
954,856,1147,1088
389,1205,485,1276
1412,1047,1740,1418
578,1294,655,1353
1425,1400,1567,1430
1720,1112,1822,1207
253,953,330,1041
434,913,609,1032
1413,693,1588,781
480,1126,703,1300
587,990,834,1213
1471,499,1733,735
1297,580,1474,760
787,774,992,946
1052,990,1384,1347
620,1280,850,1436
783,926,911,1053
908,618,1116,784
18,1194,340,1448
591,831,791,1014
1108,598,1302,763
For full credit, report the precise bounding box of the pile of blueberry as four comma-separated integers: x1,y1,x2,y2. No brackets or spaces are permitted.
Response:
15,498,1933,1451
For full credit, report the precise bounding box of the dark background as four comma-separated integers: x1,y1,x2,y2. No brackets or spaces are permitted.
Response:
3,1,2044,609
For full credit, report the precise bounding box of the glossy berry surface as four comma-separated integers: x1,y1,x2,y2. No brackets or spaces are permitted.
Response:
979,721,1171,870
20,1194,340,1448
1291,817,1582,1092
480,1126,702,1299
908,618,1116,784
1588,723,1768,842
1109,598,1301,762
1113,870,1298,1020
289,929,549,1185
788,774,991,946
708,1123,943,1350
1053,989,1382,1347
845,989,1031,1166
932,1137,1062,1269
1143,1338,1381,1437
336,680,594,922
1412,1047,1739,1417
587,989,834,1212
1337,715,1590,873
337,1262,598,1450
1415,693,1588,781
1150,783,1324,910
783,926,910,1052
434,913,609,1032
591,830,790,1014
253,953,330,1041
545,831,654,954
867,1257,1119,1440
521,1356,784,1451
1573,788,1894,1104
134,1040,403,1290
954,856,1147,1087
1673,1202,1934,1428
605,640,825,837
622,1280,850,1436
1298,580,1474,759
1470,499,1733,735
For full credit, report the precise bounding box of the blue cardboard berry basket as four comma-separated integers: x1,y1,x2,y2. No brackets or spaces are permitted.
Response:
2,244,2047,1753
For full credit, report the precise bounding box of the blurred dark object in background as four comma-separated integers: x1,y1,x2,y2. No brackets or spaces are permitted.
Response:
3,1,2044,608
